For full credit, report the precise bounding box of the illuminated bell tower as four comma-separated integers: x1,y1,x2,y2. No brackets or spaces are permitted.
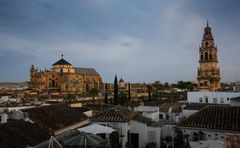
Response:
197,22,221,91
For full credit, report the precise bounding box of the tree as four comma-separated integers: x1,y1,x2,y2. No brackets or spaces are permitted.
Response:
128,82,131,101
152,81,164,99
89,88,99,104
174,128,184,148
119,92,128,105
104,83,108,104
164,82,169,88
146,84,152,101
176,81,195,91
110,131,120,148
114,75,119,105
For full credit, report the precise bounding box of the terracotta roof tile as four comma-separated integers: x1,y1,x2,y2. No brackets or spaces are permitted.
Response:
179,106,240,132
74,68,100,76
22,104,88,130
91,106,138,122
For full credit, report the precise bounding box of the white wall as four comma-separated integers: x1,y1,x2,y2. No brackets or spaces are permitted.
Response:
94,122,130,147
130,120,161,148
134,106,159,121
187,92,240,104
161,124,173,138
130,120,147,148
181,128,226,142
147,126,161,148
95,120,161,148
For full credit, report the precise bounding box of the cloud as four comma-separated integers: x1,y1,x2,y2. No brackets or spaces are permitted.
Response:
0,0,240,83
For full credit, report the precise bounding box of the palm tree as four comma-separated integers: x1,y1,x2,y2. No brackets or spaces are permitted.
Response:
89,88,99,104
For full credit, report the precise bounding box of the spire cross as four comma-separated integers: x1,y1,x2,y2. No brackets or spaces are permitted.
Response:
61,54,63,59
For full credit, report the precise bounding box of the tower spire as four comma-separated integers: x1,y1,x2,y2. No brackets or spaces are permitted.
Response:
61,54,63,59
207,20,209,27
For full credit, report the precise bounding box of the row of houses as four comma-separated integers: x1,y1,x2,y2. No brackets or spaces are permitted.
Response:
1,91,240,147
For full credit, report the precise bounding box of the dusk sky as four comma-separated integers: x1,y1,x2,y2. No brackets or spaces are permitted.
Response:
0,0,240,83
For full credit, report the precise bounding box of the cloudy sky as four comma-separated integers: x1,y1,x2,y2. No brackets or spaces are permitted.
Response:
0,0,240,83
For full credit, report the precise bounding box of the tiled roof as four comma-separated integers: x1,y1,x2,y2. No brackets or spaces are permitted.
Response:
178,106,240,132
91,106,156,125
22,104,88,130
159,102,181,113
133,113,151,124
183,103,228,111
52,58,72,66
91,107,136,122
74,68,100,76
0,120,50,148
231,96,240,101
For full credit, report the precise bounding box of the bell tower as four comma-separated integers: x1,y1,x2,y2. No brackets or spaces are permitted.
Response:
197,22,221,91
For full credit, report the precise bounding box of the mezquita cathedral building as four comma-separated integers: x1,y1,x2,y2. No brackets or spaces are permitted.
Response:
30,55,103,92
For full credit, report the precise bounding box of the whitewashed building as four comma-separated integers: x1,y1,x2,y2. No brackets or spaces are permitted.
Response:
134,106,159,121
178,106,240,144
91,106,163,148
187,92,240,104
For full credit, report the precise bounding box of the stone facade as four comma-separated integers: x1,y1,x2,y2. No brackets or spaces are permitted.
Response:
197,23,221,91
30,55,103,92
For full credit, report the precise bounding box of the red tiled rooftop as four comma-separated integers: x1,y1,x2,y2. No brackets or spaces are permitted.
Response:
179,106,240,132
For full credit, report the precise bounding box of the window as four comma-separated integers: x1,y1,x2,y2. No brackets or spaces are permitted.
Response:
205,52,208,60
199,97,203,102
220,98,224,103
159,114,163,119
201,54,203,60
60,69,63,73
213,98,217,104
205,97,208,103
227,97,230,101
205,42,208,47
209,54,212,60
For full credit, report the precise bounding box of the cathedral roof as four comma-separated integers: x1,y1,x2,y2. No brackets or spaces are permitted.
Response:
74,68,100,76
52,55,72,66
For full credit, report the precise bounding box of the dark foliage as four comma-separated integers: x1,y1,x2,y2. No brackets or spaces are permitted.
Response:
114,75,119,105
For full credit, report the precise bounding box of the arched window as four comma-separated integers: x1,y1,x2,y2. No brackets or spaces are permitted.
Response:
205,42,208,47
60,69,63,73
205,52,208,60
209,54,212,60
201,54,203,60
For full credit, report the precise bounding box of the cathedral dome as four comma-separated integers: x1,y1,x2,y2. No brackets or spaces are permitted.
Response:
52,54,72,66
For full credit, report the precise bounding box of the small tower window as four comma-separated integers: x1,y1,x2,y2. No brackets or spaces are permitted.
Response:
60,69,63,73
205,52,208,60
205,42,208,47
209,54,212,60
201,54,203,60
